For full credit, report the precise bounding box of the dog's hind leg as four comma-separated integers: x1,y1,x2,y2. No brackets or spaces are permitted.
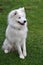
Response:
2,39,12,53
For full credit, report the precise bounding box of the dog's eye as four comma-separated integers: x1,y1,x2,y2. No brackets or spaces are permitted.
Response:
19,17,21,19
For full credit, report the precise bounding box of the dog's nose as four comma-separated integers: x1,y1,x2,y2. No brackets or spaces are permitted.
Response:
24,20,26,23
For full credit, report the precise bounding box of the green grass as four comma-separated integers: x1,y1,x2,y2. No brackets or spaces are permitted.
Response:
0,0,43,65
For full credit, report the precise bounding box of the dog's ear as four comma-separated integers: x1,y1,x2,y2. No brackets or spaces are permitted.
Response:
22,7,25,10
14,11,17,15
8,10,17,19
12,11,17,17
21,7,25,12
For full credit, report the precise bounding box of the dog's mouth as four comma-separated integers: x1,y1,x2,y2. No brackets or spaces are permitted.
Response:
18,21,24,25
18,21,26,25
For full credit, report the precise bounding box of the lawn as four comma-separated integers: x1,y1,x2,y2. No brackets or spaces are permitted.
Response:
0,0,43,65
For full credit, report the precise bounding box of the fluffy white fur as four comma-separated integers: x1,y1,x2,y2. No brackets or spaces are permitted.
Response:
2,7,28,59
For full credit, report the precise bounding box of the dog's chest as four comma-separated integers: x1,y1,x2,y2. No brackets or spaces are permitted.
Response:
6,26,27,42
9,28,26,37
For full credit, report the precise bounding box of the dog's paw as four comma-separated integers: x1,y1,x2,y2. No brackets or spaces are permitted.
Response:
19,54,25,59
23,52,27,57
4,50,9,53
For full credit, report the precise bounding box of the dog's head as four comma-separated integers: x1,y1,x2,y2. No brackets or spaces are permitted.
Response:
8,7,27,28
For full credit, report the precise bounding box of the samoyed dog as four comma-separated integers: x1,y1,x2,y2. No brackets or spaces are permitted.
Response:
2,7,28,59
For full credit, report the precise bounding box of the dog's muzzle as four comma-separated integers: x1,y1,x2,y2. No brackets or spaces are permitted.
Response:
18,20,26,25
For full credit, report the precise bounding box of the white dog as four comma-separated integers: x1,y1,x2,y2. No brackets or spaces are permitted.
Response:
2,7,28,59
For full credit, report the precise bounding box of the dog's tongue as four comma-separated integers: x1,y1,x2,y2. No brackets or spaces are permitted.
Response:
18,21,24,25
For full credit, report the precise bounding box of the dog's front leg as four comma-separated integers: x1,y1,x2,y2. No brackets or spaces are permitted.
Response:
16,43,24,59
22,39,27,57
